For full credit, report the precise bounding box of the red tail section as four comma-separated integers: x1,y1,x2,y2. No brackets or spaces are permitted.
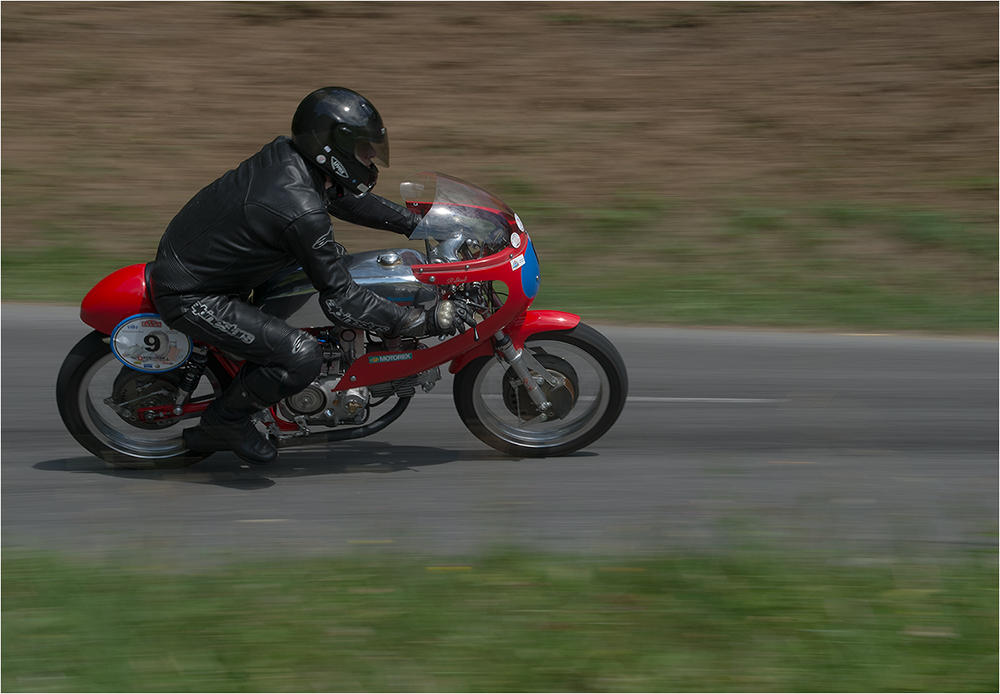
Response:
80,264,156,334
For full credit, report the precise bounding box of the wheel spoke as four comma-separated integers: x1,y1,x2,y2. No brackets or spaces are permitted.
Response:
470,338,612,449
78,353,220,460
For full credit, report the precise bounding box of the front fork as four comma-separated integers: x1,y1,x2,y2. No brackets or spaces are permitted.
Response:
493,331,565,421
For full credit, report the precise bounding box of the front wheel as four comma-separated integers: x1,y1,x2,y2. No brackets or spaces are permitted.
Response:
56,330,231,469
453,323,628,457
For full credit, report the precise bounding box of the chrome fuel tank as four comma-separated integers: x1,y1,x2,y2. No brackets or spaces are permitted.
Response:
347,248,437,309
257,248,436,327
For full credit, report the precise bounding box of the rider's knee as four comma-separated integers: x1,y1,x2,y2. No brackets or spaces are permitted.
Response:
283,331,324,390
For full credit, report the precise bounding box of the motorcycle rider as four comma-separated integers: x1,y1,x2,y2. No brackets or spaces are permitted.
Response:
149,87,473,465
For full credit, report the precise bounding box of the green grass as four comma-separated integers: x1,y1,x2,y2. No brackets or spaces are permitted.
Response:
3,549,996,692
534,264,997,332
484,180,997,332
2,180,996,332
522,197,998,333
2,242,139,305
816,203,999,260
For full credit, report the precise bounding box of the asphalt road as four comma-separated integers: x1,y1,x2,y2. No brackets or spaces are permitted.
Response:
3,304,996,563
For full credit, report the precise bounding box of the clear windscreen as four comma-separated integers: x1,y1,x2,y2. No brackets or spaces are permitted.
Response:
401,173,515,257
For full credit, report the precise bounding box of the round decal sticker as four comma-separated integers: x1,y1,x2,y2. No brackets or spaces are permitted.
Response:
111,314,192,372
510,232,522,249
514,214,526,232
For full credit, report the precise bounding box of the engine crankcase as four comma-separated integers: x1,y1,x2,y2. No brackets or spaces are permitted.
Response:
280,376,370,425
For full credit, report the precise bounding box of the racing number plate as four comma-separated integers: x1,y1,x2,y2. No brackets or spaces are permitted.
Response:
111,313,192,372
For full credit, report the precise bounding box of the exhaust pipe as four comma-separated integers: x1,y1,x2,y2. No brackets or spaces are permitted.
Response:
183,396,412,454
275,396,411,448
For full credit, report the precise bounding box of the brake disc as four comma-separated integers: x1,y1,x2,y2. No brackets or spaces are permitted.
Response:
110,367,182,429
502,353,579,420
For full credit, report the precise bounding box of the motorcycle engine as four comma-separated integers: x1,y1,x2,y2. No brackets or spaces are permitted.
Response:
278,377,370,426
273,328,442,431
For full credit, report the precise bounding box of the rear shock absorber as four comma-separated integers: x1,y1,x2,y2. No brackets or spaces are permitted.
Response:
172,347,209,415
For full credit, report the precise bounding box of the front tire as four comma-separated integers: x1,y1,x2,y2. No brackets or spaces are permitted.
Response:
453,323,627,457
56,330,230,469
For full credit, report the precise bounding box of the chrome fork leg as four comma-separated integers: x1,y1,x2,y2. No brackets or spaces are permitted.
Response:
493,332,555,417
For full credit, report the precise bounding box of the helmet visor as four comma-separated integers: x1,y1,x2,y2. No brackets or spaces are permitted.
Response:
355,137,390,168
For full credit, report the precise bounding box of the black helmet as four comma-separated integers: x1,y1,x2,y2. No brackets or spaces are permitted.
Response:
291,87,390,194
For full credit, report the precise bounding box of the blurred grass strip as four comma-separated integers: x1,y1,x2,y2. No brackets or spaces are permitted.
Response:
2,243,138,305
3,549,997,692
3,189,995,332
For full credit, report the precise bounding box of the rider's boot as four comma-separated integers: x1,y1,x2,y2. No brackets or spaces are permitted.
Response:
184,373,278,465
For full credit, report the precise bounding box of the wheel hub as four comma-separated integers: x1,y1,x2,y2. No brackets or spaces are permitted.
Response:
502,353,579,420
109,367,181,429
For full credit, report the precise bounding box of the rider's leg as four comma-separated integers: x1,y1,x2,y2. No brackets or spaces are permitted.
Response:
154,294,323,463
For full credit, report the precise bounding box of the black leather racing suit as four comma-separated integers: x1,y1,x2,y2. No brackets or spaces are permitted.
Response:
149,135,421,409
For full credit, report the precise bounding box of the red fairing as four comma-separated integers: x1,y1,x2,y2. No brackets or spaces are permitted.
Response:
80,264,156,334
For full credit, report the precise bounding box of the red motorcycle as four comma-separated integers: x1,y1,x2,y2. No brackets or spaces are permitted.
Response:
56,173,628,469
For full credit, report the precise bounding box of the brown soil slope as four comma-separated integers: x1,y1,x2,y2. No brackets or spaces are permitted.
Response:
2,2,996,282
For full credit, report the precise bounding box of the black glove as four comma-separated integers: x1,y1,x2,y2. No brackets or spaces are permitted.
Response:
428,299,477,336
395,300,477,338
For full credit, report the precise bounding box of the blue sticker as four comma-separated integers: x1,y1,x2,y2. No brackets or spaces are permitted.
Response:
520,238,540,299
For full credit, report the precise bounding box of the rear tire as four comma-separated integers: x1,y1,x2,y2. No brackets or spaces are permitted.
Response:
56,330,231,469
453,323,627,457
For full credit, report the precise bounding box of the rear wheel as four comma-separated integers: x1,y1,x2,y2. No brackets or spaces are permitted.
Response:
453,323,627,457
56,330,231,469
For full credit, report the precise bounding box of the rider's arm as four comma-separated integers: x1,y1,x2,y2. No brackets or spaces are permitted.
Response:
325,190,420,236
279,211,415,334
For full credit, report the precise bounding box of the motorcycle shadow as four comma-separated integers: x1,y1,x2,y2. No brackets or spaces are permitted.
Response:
34,441,550,490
